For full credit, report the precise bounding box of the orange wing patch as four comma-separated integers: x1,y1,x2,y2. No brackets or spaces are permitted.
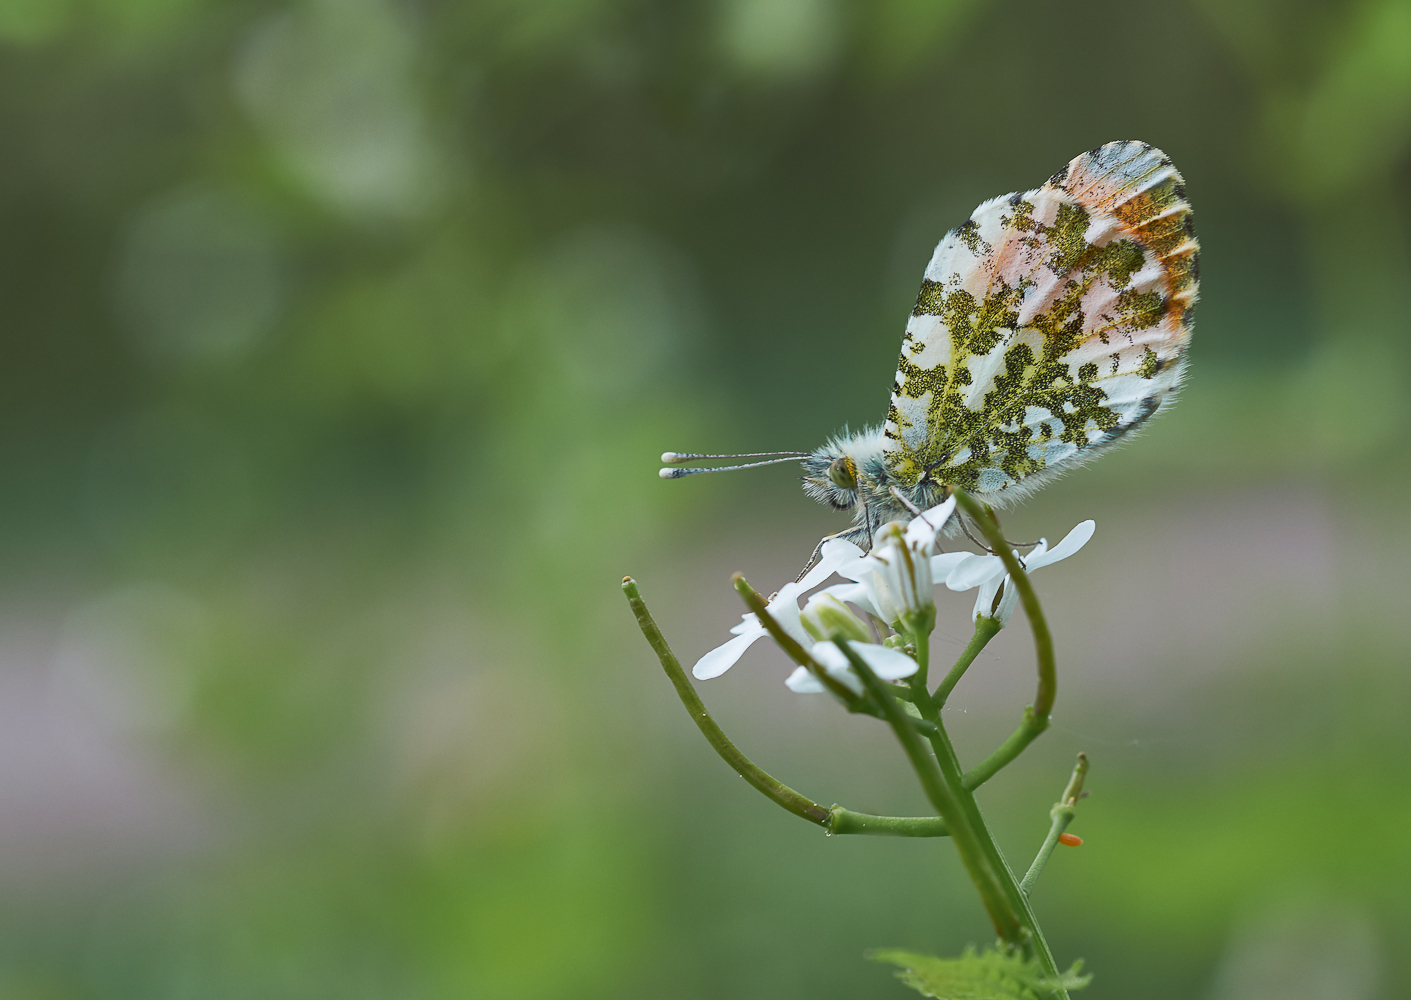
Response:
1054,140,1199,331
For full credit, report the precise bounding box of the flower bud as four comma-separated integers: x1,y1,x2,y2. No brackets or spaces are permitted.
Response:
799,593,871,644
866,522,934,628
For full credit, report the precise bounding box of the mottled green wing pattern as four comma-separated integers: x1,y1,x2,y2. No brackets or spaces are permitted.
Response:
882,141,1199,501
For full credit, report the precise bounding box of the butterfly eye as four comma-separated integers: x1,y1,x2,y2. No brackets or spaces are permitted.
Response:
827,456,857,489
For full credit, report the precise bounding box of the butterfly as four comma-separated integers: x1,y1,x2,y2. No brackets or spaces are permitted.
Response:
662,141,1199,553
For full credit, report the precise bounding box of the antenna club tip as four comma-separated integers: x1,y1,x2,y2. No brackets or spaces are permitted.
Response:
658,468,680,479
661,452,685,463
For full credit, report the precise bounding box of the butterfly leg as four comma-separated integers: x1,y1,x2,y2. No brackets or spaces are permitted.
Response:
889,486,967,544
795,525,870,583
887,486,924,516
954,506,1040,553
957,514,996,554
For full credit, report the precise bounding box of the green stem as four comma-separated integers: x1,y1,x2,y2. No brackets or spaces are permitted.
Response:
908,716,942,739
963,709,1047,790
905,608,936,690
846,641,1070,996
917,719,1070,999
622,577,948,838
828,807,948,838
1020,820,1070,897
1021,754,1089,895
913,626,931,692
836,640,1027,946
950,489,1055,785
888,683,919,704
623,577,829,826
907,617,939,723
934,615,1001,707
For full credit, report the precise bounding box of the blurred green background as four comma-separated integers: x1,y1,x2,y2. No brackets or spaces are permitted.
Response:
1,0,1409,996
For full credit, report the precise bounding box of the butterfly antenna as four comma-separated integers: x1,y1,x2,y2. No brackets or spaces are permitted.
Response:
661,451,810,463
657,451,807,479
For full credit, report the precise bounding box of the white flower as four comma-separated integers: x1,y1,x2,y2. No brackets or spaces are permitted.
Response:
692,537,864,680
941,520,1095,625
783,638,917,695
691,523,923,696
694,498,1002,694
822,498,956,627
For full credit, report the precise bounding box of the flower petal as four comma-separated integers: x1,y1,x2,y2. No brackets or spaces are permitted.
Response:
846,640,919,680
810,640,918,687
946,553,1006,591
905,498,956,545
766,581,804,609
798,538,865,591
994,578,1022,624
904,497,956,550
1025,519,1095,570
693,629,766,679
784,665,826,693
808,643,865,694
769,595,813,648
810,641,851,673
930,551,970,578
832,551,880,583
972,573,1003,620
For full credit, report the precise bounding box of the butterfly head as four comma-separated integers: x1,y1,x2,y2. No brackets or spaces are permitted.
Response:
799,426,889,514
800,453,859,510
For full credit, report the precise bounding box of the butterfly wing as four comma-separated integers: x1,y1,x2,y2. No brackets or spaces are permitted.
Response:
882,141,1199,501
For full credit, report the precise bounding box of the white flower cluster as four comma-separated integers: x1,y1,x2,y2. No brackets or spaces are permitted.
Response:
693,498,1094,695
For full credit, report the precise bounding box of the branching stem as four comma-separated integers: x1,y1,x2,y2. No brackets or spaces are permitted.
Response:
839,640,1070,998
1021,754,1089,895
836,641,1022,935
625,485,1077,998
622,578,949,838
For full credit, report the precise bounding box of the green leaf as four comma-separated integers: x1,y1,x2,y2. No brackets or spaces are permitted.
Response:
869,946,1091,999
